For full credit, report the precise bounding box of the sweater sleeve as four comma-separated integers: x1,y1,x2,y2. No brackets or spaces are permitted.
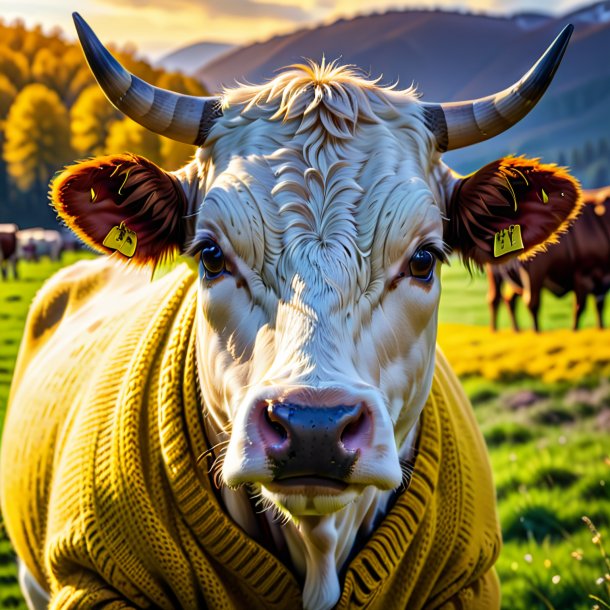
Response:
435,567,500,610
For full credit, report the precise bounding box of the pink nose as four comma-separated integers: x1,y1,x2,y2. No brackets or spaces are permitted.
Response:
257,402,372,480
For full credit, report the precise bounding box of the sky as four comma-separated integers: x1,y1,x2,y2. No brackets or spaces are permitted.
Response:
0,0,597,60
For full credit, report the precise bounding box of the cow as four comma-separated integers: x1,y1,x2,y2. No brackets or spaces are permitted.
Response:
0,223,18,280
0,14,581,610
487,186,610,332
16,228,63,262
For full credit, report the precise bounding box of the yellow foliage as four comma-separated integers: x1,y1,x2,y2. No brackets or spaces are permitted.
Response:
31,47,70,96
438,324,610,383
160,136,196,171
105,117,162,165
71,85,119,156
4,83,72,192
0,74,17,121
156,72,209,97
67,67,95,106
0,46,29,90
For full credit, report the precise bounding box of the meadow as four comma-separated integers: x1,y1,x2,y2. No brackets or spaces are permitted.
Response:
0,254,608,609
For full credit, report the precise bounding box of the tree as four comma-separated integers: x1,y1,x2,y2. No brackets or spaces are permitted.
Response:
0,74,17,121
572,148,583,168
156,72,209,97
71,85,119,156
67,66,95,106
0,74,18,203
4,83,73,201
583,140,595,165
160,136,196,171
31,48,70,97
594,164,608,188
0,47,29,90
63,46,90,105
105,117,162,165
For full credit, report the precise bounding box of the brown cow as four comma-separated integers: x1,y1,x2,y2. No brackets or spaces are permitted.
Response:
487,187,610,331
0,223,18,280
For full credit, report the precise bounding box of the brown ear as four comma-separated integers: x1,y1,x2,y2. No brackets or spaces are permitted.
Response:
51,153,188,265
446,156,582,266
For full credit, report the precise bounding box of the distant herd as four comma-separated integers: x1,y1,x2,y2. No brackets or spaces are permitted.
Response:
0,224,81,279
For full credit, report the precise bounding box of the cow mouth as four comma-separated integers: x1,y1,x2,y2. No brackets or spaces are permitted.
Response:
264,476,349,496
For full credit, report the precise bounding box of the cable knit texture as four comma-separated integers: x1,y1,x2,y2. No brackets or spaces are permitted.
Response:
1,258,501,610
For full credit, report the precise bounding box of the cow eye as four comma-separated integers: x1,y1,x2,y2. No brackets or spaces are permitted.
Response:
409,248,436,281
199,239,226,280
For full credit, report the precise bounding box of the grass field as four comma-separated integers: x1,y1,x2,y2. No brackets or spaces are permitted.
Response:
0,254,608,608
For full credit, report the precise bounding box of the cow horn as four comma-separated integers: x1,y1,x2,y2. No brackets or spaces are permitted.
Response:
72,12,222,146
422,24,573,152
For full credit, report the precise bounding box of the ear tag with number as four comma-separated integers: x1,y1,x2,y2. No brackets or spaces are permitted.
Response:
494,224,524,258
102,222,138,258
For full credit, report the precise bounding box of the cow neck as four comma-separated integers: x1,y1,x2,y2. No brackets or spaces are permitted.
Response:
159,273,442,608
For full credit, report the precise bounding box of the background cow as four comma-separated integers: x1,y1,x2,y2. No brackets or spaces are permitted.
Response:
487,186,610,331
0,15,581,610
0,223,18,280
16,228,63,263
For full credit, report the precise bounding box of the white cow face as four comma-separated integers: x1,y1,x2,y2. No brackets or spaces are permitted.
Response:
53,63,581,520
191,119,445,516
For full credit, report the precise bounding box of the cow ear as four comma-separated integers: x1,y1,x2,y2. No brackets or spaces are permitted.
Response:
446,156,582,267
51,153,189,266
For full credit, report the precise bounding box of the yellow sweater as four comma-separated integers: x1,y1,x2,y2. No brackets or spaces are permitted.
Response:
1,259,501,609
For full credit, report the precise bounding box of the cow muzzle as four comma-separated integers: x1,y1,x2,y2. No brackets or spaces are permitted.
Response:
222,386,403,514
261,402,369,484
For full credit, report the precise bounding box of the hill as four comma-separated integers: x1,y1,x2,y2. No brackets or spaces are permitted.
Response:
195,2,610,185
155,41,235,74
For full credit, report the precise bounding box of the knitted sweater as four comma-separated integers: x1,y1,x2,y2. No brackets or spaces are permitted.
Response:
1,259,501,610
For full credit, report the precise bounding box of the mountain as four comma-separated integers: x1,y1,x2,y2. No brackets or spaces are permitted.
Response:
155,41,235,74
195,2,610,187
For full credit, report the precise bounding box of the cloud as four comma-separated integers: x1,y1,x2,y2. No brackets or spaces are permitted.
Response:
95,0,311,21
209,0,311,20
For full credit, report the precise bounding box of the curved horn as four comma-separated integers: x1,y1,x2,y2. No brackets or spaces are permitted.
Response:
72,12,222,146
422,24,573,152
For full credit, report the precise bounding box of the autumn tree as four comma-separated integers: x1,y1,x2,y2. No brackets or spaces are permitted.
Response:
160,137,196,171
156,72,209,97
71,85,119,156
0,74,17,214
105,117,162,165
0,19,213,227
0,74,17,121
31,47,70,97
67,66,95,107
63,46,90,105
4,83,73,222
0,47,29,90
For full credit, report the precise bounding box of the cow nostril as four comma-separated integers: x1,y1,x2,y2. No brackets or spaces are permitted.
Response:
340,407,369,452
263,404,288,445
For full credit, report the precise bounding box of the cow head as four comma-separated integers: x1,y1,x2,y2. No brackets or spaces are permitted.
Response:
53,15,580,520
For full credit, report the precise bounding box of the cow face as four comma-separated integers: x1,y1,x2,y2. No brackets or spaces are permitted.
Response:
53,18,581,519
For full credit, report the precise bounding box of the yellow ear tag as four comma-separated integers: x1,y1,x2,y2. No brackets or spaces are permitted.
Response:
541,188,549,204
494,224,525,258
102,222,138,258
90,188,97,203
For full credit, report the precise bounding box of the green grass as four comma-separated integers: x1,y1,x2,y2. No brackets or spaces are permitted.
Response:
438,262,610,331
0,255,609,609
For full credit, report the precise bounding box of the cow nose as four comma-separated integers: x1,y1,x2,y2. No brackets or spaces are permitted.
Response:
260,402,370,481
